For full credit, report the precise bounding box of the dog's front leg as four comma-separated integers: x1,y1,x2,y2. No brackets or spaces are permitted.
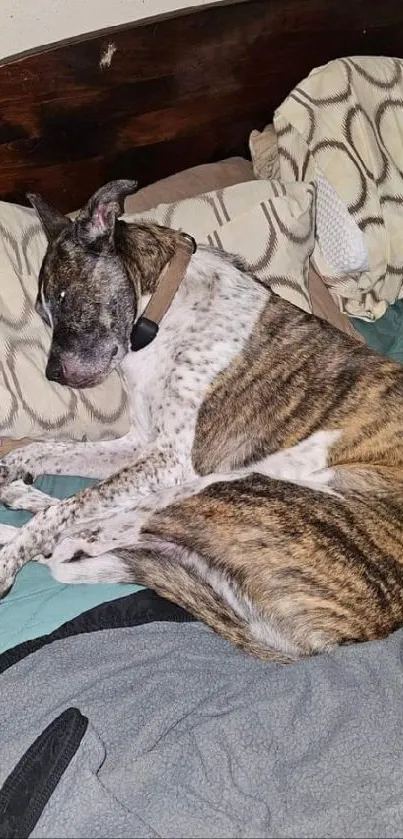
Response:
0,432,143,485
0,444,189,596
0,500,74,595
0,431,148,512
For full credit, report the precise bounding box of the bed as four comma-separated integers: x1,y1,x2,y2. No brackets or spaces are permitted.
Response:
1,2,403,836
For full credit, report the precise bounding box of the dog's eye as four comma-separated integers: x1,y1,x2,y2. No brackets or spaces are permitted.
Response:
58,290,66,304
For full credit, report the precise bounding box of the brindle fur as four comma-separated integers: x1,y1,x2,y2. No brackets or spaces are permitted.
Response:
1,180,403,663
144,307,403,658
193,295,403,483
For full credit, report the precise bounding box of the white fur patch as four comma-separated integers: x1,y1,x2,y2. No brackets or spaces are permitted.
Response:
179,548,302,657
51,551,127,584
0,524,19,544
255,430,341,494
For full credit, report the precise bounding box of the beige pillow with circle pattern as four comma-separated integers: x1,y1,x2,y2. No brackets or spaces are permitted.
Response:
125,179,315,314
0,201,130,441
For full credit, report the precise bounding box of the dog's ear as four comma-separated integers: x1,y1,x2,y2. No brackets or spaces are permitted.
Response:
74,180,138,247
27,193,72,242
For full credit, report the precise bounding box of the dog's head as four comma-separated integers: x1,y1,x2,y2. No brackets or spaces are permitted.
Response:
29,179,138,388
29,179,176,389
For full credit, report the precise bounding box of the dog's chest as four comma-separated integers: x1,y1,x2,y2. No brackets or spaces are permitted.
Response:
121,253,269,449
122,313,247,449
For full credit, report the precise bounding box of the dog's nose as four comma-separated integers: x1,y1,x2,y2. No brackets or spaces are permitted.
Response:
46,356,66,384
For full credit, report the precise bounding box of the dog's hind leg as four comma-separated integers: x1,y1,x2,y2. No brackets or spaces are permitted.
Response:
43,468,403,662
39,470,338,662
44,472,230,571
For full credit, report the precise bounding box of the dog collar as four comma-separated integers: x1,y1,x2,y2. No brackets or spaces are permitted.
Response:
130,233,197,352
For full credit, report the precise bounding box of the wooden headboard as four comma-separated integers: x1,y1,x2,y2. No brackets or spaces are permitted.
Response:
0,0,401,212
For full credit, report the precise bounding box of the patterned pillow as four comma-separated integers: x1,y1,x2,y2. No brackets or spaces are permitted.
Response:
272,56,403,321
0,201,130,441
0,179,315,442
125,179,315,314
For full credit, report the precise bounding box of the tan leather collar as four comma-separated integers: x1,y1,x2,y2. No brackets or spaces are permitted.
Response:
130,233,196,351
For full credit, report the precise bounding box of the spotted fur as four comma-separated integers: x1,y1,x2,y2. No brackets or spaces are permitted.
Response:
1,180,403,663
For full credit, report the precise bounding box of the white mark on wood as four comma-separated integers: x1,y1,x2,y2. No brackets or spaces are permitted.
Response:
100,42,117,70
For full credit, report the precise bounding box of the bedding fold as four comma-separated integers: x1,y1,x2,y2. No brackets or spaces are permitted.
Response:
273,56,403,321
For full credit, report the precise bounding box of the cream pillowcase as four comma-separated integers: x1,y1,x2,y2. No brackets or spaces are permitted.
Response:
125,179,315,315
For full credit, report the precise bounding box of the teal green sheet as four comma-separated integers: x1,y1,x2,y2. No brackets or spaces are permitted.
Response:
351,299,403,363
0,474,142,653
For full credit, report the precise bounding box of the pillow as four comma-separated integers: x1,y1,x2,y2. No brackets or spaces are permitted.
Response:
130,171,360,339
0,200,130,442
124,157,255,214
272,56,403,321
124,179,316,314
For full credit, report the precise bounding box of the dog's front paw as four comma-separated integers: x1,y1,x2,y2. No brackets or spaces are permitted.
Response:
0,462,37,513
0,462,13,488
0,480,57,513
0,458,35,493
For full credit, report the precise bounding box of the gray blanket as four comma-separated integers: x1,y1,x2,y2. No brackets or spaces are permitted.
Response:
2,621,403,838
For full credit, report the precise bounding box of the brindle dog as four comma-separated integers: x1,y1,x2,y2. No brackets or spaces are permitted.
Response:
0,180,402,662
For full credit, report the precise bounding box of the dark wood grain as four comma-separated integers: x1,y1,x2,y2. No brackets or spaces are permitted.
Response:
0,0,402,212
